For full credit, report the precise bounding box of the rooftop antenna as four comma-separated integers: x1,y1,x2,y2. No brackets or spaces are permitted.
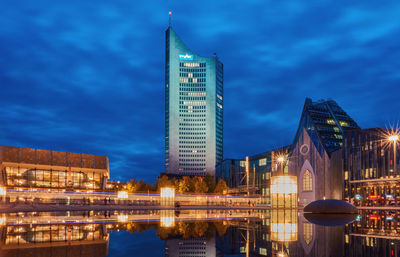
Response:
169,11,172,27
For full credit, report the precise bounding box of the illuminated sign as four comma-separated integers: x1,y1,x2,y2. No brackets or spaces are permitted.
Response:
179,53,193,60
355,194,361,200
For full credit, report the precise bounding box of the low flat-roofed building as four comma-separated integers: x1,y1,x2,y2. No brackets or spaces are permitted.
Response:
216,146,290,203
0,146,109,191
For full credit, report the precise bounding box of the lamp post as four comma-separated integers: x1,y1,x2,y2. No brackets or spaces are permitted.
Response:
277,156,285,175
389,134,399,173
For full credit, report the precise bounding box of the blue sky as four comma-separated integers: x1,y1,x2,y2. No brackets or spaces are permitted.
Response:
1,0,400,182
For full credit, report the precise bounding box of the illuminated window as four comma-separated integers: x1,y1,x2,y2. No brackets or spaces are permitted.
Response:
259,158,267,166
302,170,312,191
344,171,348,180
326,119,335,125
303,223,312,244
339,121,349,127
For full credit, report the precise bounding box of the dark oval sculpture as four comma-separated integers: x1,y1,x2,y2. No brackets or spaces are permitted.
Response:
304,199,357,214
304,213,356,226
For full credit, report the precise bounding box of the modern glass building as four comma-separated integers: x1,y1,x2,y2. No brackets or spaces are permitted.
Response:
343,128,400,207
215,146,290,204
0,145,109,191
165,22,223,176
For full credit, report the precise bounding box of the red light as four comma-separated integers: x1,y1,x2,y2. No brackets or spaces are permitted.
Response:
391,160,393,165
169,11,172,15
369,195,379,199
369,215,379,220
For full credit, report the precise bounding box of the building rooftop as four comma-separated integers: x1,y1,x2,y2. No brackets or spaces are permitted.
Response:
292,98,359,155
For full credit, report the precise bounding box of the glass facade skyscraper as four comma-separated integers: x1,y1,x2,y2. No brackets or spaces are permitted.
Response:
165,23,223,176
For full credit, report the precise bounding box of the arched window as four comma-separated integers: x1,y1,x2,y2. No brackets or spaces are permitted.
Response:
303,170,312,191
303,223,313,244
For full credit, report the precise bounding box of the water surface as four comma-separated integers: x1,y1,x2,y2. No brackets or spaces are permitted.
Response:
0,209,398,256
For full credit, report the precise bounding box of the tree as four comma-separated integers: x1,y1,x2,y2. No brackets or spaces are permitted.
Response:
156,175,174,192
193,177,208,193
178,176,193,193
136,179,151,192
214,179,229,194
126,179,137,193
204,174,216,193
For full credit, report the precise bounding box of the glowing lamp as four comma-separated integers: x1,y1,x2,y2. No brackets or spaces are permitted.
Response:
270,176,298,208
389,135,399,142
160,187,175,207
117,215,129,223
277,156,285,163
0,186,6,196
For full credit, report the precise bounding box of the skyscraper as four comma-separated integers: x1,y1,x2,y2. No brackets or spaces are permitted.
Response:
165,17,223,176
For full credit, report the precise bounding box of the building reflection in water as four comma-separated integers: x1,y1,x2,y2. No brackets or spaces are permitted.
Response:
1,210,400,256
345,210,400,257
0,222,109,257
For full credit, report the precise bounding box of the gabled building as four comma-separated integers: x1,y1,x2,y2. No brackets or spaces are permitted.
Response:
288,98,359,206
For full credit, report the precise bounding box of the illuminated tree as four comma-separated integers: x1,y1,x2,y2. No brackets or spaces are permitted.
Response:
193,177,208,193
178,176,193,193
126,179,137,193
214,179,229,194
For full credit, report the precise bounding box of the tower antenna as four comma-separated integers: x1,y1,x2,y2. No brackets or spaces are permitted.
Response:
169,11,172,27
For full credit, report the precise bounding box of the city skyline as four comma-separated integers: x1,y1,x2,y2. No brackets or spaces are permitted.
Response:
1,1,400,182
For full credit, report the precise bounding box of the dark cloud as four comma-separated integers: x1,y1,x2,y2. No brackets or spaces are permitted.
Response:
1,0,400,182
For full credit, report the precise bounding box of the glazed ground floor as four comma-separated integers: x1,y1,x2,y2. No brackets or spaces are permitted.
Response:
345,177,400,207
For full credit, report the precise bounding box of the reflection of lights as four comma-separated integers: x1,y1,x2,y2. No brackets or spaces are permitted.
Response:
271,223,298,241
117,191,128,199
271,209,298,242
160,216,175,227
160,210,175,227
117,215,129,223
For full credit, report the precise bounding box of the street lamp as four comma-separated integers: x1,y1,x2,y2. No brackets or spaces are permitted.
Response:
388,134,399,173
277,156,285,174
